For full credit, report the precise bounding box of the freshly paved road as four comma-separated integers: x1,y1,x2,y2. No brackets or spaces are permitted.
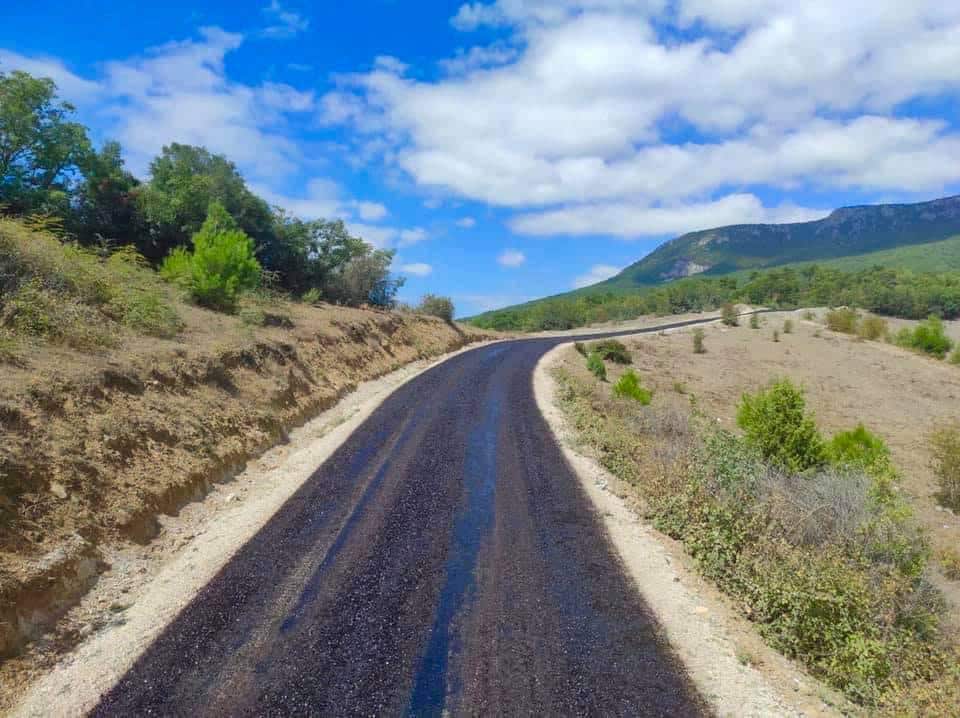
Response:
93,320,717,717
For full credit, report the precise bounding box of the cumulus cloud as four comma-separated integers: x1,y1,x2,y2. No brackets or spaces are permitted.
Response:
262,0,309,39
399,262,433,277
497,249,526,267
0,50,102,104
323,1,960,236
399,227,428,246
512,194,829,239
456,216,477,228
573,264,623,289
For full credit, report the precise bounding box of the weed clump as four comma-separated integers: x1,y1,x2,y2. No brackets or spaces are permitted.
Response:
416,294,455,322
586,351,607,380
826,424,892,477
573,341,587,356
826,307,859,334
612,370,652,405
692,327,706,354
749,313,760,329
772,329,780,342
931,423,960,510
588,338,631,364
783,319,793,334
736,379,825,472
721,302,739,326
858,316,889,341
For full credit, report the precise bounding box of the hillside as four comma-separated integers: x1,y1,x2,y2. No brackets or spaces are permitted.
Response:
603,194,960,290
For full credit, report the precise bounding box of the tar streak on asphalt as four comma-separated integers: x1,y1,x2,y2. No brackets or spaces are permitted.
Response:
92,320,716,717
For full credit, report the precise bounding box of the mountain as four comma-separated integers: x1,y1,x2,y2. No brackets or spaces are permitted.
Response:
597,194,960,292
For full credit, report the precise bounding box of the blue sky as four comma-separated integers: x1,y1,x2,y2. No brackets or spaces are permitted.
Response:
4,1,960,316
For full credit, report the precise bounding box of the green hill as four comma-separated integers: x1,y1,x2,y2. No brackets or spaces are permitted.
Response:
468,194,960,331
600,194,960,291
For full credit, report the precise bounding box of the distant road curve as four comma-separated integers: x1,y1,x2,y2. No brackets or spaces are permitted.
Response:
93,317,719,717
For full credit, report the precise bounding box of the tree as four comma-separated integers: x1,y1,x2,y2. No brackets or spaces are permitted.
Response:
416,294,455,321
137,143,273,262
0,70,92,216
72,141,142,246
160,202,261,312
325,248,404,307
266,213,369,295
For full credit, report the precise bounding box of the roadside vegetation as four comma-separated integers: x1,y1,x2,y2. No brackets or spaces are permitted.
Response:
0,69,408,346
554,342,960,711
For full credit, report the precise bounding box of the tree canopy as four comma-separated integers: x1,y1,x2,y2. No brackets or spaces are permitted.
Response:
0,70,405,308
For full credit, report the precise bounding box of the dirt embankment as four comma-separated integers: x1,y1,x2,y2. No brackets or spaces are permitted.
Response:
0,303,490,661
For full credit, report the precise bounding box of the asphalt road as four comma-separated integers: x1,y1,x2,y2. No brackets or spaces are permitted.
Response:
93,320,718,717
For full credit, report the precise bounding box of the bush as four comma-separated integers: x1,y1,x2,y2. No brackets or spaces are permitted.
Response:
950,346,960,365
736,379,825,472
827,424,891,477
589,338,631,364
802,310,816,321
586,351,606,380
895,316,954,358
416,294,455,322
750,313,760,329
772,329,780,342
573,341,587,356
301,287,322,304
612,370,652,404
858,316,888,341
161,202,261,312
783,319,793,334
721,302,739,326
692,327,706,353
931,424,960,510
940,548,960,581
826,307,859,334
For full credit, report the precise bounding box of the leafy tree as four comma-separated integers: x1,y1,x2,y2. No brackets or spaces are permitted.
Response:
138,143,273,261
0,70,92,216
72,141,142,246
324,247,404,307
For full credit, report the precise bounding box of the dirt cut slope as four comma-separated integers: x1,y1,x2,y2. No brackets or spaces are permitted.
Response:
0,301,490,661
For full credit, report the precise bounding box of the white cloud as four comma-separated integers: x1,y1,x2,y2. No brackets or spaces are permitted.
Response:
497,249,526,266
399,227,428,246
400,262,433,277
262,0,309,39
323,1,960,236
459,293,534,312
353,201,389,221
0,50,102,104
513,194,828,239
573,264,623,289
456,216,477,228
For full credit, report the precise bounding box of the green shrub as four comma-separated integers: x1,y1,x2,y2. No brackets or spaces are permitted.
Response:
301,287,322,304
950,346,960,365
589,338,631,364
416,294,455,322
586,351,607,380
573,341,587,356
612,370,652,404
858,316,888,341
783,319,793,334
721,302,739,326
931,424,960,510
826,307,859,334
736,379,825,472
940,548,960,581
749,313,760,329
160,202,261,312
827,424,891,477
895,316,954,358
692,327,706,354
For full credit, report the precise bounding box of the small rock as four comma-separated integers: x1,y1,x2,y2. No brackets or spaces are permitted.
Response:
694,606,709,615
225,493,239,503
49,481,68,499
